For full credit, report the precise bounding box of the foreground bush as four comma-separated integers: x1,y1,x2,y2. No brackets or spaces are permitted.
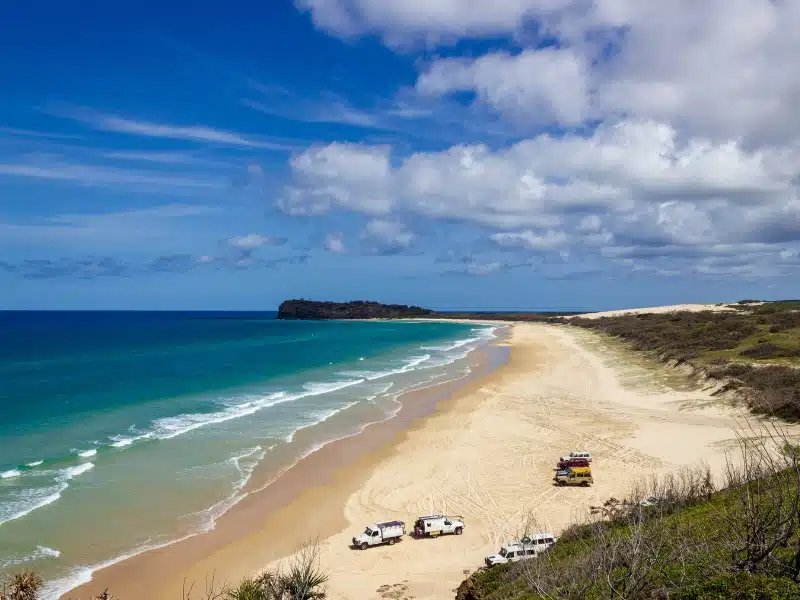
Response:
1,542,327,600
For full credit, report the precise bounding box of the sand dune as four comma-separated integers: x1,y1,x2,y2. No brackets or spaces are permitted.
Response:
270,323,749,600
566,303,736,320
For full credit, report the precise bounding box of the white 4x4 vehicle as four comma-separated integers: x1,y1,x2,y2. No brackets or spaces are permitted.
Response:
413,515,464,538
484,533,556,567
352,521,405,550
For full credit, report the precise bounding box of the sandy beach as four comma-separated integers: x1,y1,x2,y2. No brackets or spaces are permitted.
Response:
67,321,750,600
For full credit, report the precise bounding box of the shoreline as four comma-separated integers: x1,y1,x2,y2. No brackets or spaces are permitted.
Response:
62,327,511,599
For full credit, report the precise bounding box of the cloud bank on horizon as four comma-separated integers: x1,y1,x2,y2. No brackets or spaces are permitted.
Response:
1,0,799,309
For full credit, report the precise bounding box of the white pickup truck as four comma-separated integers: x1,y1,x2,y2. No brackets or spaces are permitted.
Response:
352,520,406,550
413,515,465,538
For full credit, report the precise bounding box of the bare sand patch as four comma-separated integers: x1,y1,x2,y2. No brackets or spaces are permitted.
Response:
565,303,736,320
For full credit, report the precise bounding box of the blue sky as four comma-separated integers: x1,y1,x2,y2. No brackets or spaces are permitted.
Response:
2,0,799,310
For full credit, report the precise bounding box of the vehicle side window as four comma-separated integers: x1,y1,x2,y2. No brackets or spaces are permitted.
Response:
506,552,514,558
373,531,380,536
444,520,451,525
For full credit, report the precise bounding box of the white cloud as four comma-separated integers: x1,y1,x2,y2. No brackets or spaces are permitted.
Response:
281,119,800,276
226,234,287,250
280,143,392,216
295,0,570,46
361,219,415,254
491,229,568,250
52,108,290,149
302,1,800,144
324,232,346,253
0,160,226,192
281,120,797,231
290,0,800,278
417,48,589,124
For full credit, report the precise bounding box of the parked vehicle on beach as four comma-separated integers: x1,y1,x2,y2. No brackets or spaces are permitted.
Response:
413,514,464,537
569,451,592,462
558,451,593,463
352,521,405,549
484,533,557,567
557,457,590,470
554,466,593,486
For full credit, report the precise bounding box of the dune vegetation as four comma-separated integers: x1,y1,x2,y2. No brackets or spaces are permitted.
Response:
564,300,800,420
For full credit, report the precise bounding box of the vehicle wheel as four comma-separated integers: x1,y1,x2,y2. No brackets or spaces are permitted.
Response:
455,527,463,535
388,538,395,545
360,542,369,550
558,481,566,487
581,481,590,487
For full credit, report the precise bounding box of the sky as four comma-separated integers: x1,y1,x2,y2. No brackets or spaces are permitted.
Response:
2,0,800,311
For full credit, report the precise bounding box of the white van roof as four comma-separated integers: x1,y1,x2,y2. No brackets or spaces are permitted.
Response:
522,532,555,540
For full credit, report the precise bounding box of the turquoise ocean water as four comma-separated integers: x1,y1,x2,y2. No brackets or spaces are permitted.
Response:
0,312,500,597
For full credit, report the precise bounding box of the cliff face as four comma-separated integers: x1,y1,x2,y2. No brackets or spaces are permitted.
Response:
277,299,434,320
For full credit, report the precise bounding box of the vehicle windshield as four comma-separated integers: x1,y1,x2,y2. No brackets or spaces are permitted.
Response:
499,548,508,557
364,527,373,535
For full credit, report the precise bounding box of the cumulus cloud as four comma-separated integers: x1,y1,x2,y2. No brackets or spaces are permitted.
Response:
279,143,392,216
226,233,287,250
301,1,800,145
417,48,589,124
360,219,415,254
284,0,800,279
324,232,346,253
491,229,568,250
279,120,800,276
280,121,798,234
295,0,569,46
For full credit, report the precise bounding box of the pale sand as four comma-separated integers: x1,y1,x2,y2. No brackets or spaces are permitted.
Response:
67,322,752,600
566,303,736,319
267,323,750,600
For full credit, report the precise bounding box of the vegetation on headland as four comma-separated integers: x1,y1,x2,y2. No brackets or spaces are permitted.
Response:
457,421,800,600
563,300,800,420
0,542,328,600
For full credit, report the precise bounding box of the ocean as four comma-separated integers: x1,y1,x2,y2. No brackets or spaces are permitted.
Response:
0,311,502,597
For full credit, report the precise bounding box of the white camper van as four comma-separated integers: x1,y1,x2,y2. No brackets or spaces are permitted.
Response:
352,521,405,549
413,515,465,538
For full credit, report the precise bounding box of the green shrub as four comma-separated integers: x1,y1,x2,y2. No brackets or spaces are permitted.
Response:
671,573,800,600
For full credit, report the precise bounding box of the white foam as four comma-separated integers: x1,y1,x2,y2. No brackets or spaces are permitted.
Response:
340,354,431,381
422,337,479,352
301,378,364,395
303,401,360,424
0,486,64,527
59,462,94,480
77,449,97,458
1,469,21,479
0,545,61,569
109,433,153,448
26,461,43,467
152,392,291,440
0,463,96,527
